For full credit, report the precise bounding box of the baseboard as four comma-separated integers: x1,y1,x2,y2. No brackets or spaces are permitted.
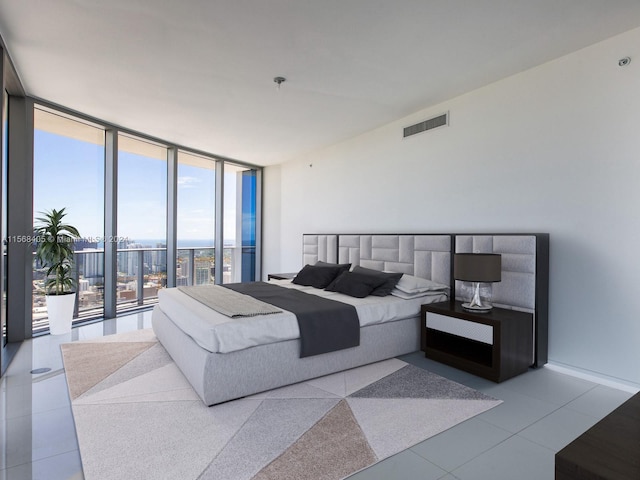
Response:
546,362,640,394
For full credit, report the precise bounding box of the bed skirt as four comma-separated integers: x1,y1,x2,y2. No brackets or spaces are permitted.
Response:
151,305,421,406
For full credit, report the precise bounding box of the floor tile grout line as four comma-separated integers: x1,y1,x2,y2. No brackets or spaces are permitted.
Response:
418,425,518,475
422,384,609,474
399,448,449,477
1,447,81,472
468,384,610,456
3,401,74,423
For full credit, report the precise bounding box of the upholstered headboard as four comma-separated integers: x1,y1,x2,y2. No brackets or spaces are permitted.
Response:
302,232,549,368
303,233,452,286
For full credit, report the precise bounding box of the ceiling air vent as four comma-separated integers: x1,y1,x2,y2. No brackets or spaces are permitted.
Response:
403,112,448,138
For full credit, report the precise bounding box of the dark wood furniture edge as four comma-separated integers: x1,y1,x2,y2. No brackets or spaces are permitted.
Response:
555,391,640,479
534,233,550,367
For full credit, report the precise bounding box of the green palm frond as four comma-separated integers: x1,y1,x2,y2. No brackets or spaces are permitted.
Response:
34,208,81,295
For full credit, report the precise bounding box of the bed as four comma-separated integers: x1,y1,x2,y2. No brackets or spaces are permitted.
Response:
152,234,452,406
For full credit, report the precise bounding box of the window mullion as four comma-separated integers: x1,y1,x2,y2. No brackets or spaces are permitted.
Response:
214,160,224,284
104,129,118,318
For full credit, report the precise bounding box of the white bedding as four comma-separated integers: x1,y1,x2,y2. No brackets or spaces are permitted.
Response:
157,279,446,354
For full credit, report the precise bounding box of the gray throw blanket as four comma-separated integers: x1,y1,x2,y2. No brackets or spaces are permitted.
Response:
224,282,360,358
178,285,282,317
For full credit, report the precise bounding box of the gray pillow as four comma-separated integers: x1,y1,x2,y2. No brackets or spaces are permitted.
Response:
352,266,403,296
292,264,344,289
325,271,388,298
315,261,351,275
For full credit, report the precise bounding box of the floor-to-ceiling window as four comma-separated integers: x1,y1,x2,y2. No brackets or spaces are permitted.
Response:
176,150,216,286
27,105,260,332
224,163,258,283
116,134,167,311
32,107,105,333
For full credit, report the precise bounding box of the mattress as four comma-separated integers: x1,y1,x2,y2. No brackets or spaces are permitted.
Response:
157,279,446,354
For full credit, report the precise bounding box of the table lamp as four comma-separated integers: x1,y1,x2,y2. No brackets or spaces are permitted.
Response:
454,253,502,312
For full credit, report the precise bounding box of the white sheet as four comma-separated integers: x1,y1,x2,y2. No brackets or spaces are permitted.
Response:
157,279,446,354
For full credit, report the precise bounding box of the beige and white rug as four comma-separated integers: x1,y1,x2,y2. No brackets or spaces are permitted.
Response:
61,329,501,480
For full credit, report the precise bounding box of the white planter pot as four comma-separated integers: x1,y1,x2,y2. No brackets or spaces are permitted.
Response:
46,293,76,335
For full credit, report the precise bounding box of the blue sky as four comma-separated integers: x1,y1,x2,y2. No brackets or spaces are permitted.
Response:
34,130,240,245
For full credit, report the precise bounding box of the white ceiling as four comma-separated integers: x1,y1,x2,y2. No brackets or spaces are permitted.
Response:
1,0,640,166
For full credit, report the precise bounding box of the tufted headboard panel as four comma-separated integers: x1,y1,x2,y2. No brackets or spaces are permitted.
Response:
455,235,536,312
337,234,452,286
302,234,338,265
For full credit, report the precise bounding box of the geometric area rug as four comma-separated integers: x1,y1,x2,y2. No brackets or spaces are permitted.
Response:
61,329,501,480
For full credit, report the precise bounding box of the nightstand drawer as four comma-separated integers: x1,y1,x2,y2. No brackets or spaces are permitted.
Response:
426,312,493,345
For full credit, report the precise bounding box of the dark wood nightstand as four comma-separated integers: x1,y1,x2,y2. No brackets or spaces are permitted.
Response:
267,272,297,281
555,391,640,479
421,301,533,382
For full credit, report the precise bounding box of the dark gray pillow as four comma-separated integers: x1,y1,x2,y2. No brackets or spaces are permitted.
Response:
325,271,388,298
314,261,351,275
352,266,403,296
292,264,344,289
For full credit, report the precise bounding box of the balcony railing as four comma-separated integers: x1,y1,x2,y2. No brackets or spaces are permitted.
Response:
32,245,255,332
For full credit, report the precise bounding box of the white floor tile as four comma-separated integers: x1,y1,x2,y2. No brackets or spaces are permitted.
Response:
2,372,71,420
474,385,559,433
564,384,634,418
0,405,79,470
451,435,555,480
410,417,512,471
1,450,84,480
347,449,447,480
517,406,600,452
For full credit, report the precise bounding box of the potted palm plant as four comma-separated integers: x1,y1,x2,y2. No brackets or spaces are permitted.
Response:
34,208,81,334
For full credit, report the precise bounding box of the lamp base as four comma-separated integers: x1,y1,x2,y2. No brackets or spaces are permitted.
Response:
461,302,493,313
462,282,493,313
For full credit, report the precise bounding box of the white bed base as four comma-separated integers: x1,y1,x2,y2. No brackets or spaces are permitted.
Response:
152,306,421,405
153,234,453,406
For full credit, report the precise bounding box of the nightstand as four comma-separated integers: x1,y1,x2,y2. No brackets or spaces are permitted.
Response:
267,272,297,281
421,301,533,382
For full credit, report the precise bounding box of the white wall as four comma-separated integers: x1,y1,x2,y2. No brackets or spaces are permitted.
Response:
263,27,640,386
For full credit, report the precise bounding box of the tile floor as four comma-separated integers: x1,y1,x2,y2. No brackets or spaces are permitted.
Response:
0,311,637,480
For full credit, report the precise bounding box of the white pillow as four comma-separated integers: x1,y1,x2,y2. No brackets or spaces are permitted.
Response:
394,274,449,294
390,288,447,299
